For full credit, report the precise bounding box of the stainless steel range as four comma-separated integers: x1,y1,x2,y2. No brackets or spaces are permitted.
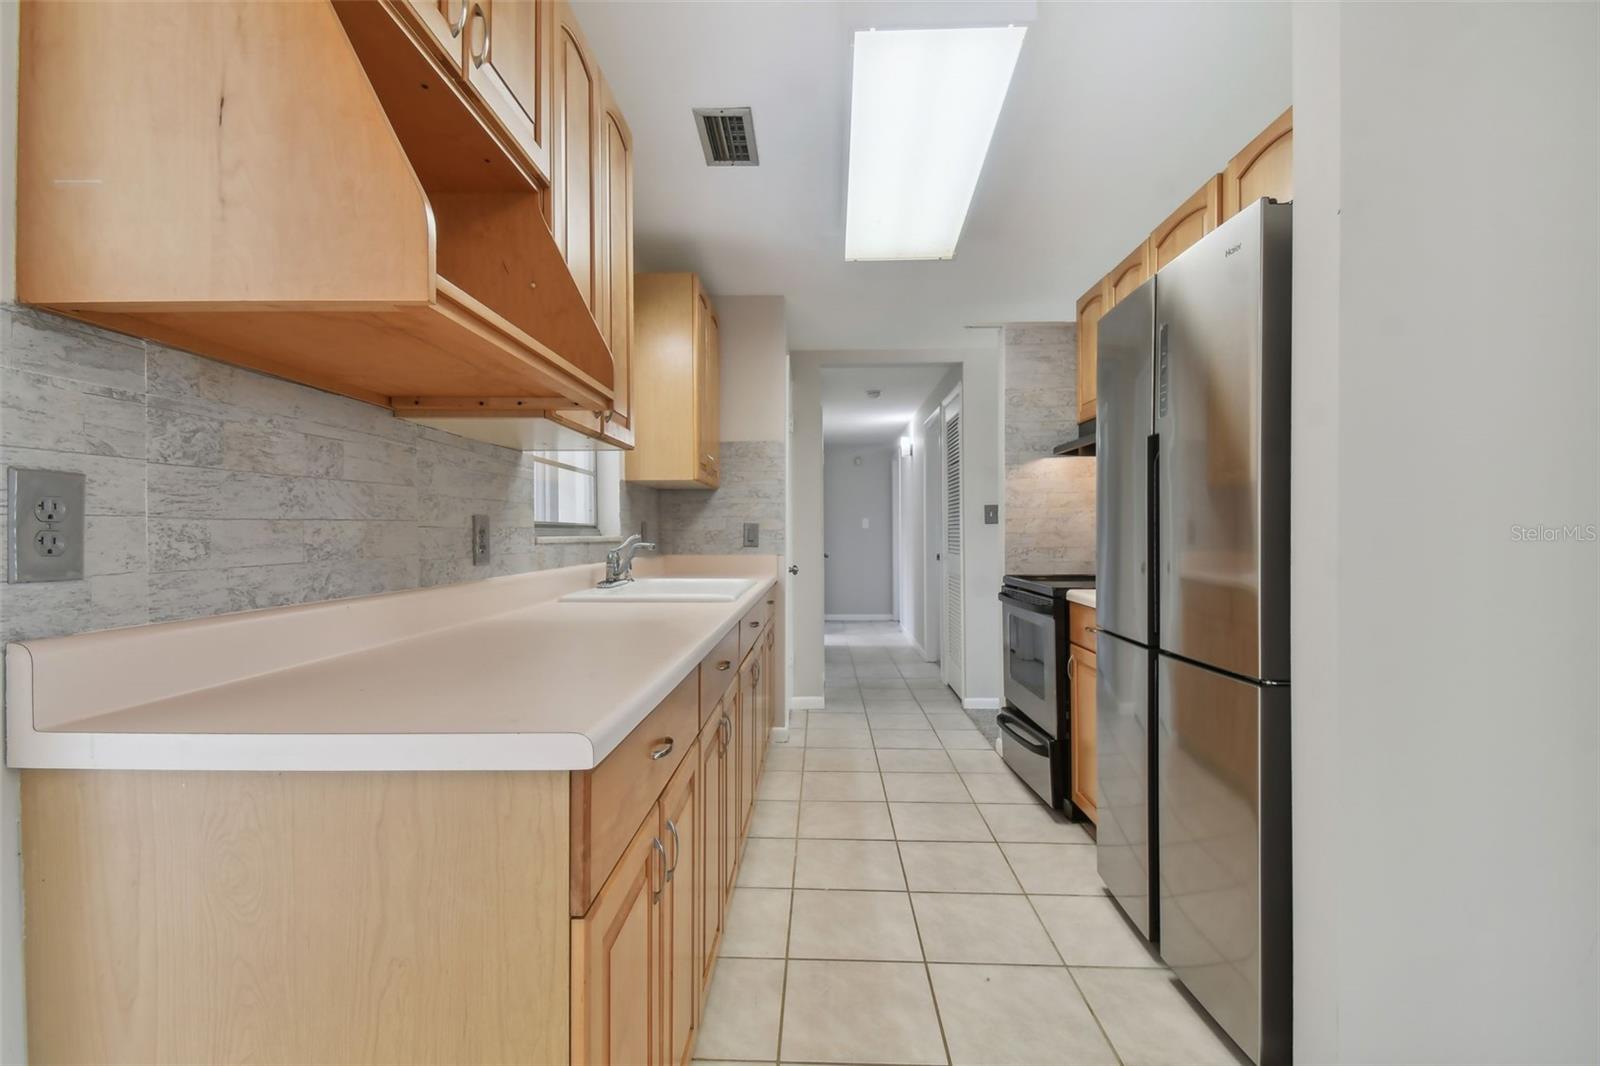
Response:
996,573,1094,810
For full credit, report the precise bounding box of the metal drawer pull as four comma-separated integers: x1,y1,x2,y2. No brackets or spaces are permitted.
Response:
665,819,680,881
749,620,760,628
650,837,666,903
650,738,674,761
717,660,732,672
997,710,1052,757
446,0,468,36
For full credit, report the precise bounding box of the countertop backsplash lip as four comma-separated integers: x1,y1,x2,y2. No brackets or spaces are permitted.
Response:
6,554,780,772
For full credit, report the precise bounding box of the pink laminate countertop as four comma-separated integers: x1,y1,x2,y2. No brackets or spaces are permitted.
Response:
5,555,779,772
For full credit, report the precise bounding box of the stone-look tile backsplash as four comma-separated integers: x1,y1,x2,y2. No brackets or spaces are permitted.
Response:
0,306,661,645
1003,323,1096,575
658,440,786,557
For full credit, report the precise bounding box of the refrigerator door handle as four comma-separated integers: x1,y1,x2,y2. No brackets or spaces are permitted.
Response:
996,710,1051,757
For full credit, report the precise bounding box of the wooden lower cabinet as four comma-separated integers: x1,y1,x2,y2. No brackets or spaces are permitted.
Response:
1069,644,1098,823
659,739,699,1066
695,704,730,1005
737,652,759,837
571,802,664,1066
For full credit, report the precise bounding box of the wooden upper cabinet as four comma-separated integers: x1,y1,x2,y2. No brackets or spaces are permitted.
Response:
465,0,554,182
1106,243,1150,308
398,0,471,65
597,78,635,430
1223,107,1293,220
552,1,599,310
1075,281,1108,424
628,274,722,488
1148,174,1222,273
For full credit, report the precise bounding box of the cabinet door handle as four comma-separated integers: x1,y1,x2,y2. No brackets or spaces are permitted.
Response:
665,818,680,881
1066,655,1076,682
446,0,468,37
468,2,489,67
650,738,674,761
650,837,666,904
717,660,732,672
749,620,760,629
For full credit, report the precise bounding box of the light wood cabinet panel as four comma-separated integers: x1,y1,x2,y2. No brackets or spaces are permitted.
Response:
551,1,598,309
1069,646,1098,824
398,0,471,67
737,653,760,838
1107,244,1150,308
572,804,663,1066
596,78,635,430
628,274,722,488
1223,107,1293,220
465,0,554,183
1075,281,1109,423
695,708,729,1006
659,741,700,1066
1148,175,1222,273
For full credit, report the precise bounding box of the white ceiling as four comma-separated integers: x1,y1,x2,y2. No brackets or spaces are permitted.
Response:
572,1,1290,351
820,363,953,444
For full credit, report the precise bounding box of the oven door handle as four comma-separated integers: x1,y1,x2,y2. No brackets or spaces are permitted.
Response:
997,710,1052,757
998,589,1055,615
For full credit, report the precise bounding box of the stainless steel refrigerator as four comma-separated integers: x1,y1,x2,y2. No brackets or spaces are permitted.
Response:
1095,198,1293,1066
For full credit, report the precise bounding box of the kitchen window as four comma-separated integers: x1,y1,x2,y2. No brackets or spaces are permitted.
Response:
532,451,599,532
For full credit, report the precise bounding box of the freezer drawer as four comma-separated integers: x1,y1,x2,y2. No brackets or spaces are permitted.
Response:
1094,630,1155,940
1154,199,1291,681
1157,654,1290,1066
1095,278,1154,642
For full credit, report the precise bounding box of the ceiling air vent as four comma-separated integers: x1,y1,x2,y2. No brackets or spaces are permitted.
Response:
694,107,759,166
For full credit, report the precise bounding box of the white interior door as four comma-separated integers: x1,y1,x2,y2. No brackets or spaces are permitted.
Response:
940,386,964,697
922,408,942,663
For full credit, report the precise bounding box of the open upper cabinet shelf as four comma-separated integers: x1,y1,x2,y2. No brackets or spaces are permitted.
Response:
17,0,621,433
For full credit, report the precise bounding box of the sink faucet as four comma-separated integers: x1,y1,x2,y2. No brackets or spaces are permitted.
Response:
600,534,657,588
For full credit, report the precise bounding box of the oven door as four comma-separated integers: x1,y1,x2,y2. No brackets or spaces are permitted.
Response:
1000,589,1058,729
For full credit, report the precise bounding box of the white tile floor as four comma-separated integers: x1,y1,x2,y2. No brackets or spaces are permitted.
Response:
694,621,1245,1066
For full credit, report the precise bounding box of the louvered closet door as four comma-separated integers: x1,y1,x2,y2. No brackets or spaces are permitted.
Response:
941,388,964,696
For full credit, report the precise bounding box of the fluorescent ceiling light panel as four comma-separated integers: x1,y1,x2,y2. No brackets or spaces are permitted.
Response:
845,25,1026,261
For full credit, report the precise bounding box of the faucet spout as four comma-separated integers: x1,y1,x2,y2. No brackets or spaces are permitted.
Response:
599,534,657,588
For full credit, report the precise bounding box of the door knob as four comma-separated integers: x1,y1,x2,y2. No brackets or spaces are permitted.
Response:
787,564,799,575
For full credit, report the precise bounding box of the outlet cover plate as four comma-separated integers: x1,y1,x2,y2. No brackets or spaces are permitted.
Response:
984,504,999,525
472,514,491,566
742,522,760,548
8,468,85,582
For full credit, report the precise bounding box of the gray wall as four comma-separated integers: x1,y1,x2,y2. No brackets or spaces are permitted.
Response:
658,440,785,556
1292,4,1598,1061
0,306,661,646
822,443,895,617
1002,323,1095,575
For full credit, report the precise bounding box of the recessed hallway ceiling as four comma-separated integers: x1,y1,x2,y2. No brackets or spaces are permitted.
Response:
571,1,1290,350
821,364,954,445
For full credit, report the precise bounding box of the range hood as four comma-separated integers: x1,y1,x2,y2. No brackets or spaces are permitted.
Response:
1052,418,1097,456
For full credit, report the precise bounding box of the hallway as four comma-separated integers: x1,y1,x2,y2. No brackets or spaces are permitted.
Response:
691,622,1242,1066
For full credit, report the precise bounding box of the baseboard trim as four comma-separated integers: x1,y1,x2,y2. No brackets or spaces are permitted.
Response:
825,613,896,621
962,697,1001,711
770,726,792,743
790,696,825,710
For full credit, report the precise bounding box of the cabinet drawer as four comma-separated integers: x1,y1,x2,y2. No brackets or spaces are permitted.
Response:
1068,603,1097,652
737,597,770,660
571,669,700,915
700,625,740,725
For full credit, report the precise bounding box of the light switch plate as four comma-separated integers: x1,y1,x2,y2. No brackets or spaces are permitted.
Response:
8,468,86,582
742,522,760,548
984,504,999,525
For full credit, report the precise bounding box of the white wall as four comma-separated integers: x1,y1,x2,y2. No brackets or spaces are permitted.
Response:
790,346,1002,706
715,295,788,443
1292,5,1599,1063
822,444,896,617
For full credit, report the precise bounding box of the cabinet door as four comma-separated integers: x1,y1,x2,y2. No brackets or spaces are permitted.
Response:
595,77,634,430
695,286,721,488
720,702,739,906
1148,175,1222,273
572,808,665,1065
1222,107,1293,220
1106,244,1149,309
465,0,553,182
1075,281,1108,423
1069,647,1099,823
551,1,598,309
737,653,759,838
659,740,699,1066
696,709,727,1005
398,0,469,69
